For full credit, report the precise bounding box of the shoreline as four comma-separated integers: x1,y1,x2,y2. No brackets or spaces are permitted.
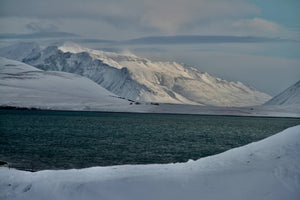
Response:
1,126,299,200
1,105,300,119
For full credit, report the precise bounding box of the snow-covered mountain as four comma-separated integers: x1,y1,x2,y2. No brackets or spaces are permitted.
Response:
0,42,271,107
264,80,300,106
0,57,135,111
0,42,41,61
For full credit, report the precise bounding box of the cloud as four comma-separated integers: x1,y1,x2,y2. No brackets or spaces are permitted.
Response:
141,0,259,34
232,18,281,33
123,35,286,45
0,0,297,40
180,18,296,39
141,0,195,34
0,32,79,39
0,0,143,23
26,22,59,33
0,0,259,34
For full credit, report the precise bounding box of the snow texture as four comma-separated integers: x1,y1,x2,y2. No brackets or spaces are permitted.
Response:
265,80,300,106
0,56,299,117
0,42,271,107
1,125,300,200
0,57,140,112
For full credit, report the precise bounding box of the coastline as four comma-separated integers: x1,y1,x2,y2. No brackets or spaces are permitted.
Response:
1,104,300,118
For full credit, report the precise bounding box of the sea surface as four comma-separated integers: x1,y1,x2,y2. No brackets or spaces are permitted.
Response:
0,110,299,171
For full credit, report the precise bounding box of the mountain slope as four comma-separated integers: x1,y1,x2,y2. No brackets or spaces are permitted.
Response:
0,57,133,111
0,42,41,61
264,80,300,106
0,42,271,107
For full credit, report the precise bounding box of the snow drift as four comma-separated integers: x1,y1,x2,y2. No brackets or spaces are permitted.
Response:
1,125,299,200
0,42,271,107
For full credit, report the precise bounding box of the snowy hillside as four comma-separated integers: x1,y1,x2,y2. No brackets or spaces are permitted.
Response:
0,42,41,61
265,80,300,105
1,125,299,200
0,57,135,111
0,42,271,107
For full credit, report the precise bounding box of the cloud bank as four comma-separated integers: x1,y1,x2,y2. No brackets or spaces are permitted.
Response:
0,0,294,39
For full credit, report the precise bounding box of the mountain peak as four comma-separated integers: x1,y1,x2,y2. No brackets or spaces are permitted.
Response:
265,80,300,106
58,42,88,54
0,42,271,107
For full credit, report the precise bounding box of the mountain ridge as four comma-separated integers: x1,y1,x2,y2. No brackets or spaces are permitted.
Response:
0,42,271,107
0,57,135,111
264,80,300,106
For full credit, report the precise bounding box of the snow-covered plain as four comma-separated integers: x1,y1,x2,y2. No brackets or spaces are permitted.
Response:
0,42,271,107
1,125,299,200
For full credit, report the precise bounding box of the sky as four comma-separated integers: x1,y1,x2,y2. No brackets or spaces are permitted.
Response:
0,0,299,96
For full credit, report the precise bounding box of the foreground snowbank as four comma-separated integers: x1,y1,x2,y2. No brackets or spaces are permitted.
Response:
1,126,300,200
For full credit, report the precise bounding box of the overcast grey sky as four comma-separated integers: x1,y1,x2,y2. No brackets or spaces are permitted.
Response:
0,0,299,95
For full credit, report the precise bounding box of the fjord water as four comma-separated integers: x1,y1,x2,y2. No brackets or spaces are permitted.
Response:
1,110,299,171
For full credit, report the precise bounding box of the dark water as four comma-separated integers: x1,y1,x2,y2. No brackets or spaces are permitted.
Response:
0,110,299,171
